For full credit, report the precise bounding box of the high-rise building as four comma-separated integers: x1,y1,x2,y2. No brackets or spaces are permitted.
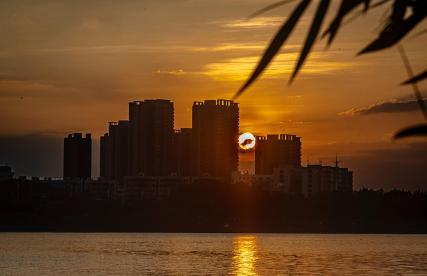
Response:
63,133,91,179
255,134,301,174
100,121,129,181
192,99,239,178
172,128,193,176
100,133,109,179
128,100,174,176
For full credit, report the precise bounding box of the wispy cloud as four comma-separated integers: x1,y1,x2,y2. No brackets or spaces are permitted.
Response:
191,43,265,52
0,43,269,57
219,16,284,29
203,51,352,81
340,98,427,116
153,69,186,76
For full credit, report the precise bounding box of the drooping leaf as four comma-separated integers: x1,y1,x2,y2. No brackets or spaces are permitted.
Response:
358,1,427,55
363,0,370,11
344,0,392,27
233,0,311,99
402,70,427,85
396,44,427,121
248,0,296,19
322,0,373,46
290,0,330,83
394,123,427,139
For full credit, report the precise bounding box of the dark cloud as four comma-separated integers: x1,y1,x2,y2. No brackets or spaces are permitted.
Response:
341,98,427,116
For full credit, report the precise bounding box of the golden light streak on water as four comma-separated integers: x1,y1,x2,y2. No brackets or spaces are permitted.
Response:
233,236,258,276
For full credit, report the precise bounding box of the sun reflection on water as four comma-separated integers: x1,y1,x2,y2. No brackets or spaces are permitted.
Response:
233,236,258,276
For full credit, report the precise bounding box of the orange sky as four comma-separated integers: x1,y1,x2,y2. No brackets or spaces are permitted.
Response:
0,0,426,188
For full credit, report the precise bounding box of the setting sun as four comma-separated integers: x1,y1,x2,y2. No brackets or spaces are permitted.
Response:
239,132,256,150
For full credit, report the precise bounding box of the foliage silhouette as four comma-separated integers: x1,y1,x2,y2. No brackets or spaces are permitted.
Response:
234,0,311,99
393,123,427,139
402,70,427,84
322,0,375,46
235,0,427,139
290,0,330,83
248,0,296,19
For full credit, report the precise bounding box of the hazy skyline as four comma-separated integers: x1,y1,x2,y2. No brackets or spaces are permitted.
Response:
0,0,426,189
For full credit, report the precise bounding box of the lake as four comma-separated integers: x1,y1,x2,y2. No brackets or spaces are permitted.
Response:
1,233,426,275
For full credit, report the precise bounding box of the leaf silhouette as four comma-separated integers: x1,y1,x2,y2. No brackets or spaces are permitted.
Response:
322,0,372,46
290,0,330,83
397,44,427,121
233,0,311,99
248,0,296,19
337,0,391,36
394,123,427,139
358,1,427,55
402,70,427,85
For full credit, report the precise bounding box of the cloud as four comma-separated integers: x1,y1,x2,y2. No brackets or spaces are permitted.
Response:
341,98,427,116
218,16,284,29
203,52,352,81
154,69,186,76
190,43,265,52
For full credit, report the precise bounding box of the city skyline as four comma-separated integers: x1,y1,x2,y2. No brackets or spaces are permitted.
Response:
1,95,426,191
0,0,426,190
60,96,353,200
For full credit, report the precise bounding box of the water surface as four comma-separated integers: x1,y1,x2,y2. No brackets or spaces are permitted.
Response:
0,233,426,275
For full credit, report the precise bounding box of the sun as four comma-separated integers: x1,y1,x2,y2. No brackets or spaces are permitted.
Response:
238,132,256,150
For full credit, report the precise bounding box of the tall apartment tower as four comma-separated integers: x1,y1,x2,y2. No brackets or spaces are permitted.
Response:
255,134,301,175
172,128,193,176
129,100,174,176
192,99,239,178
100,121,129,181
100,132,109,178
63,133,91,179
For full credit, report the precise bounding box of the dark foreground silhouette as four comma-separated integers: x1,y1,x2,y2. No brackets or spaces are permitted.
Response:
0,179,425,233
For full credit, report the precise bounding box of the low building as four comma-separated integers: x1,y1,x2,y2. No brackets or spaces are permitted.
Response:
121,176,190,202
301,165,353,197
272,167,303,194
85,179,118,200
245,164,353,196
231,171,274,187
0,166,14,181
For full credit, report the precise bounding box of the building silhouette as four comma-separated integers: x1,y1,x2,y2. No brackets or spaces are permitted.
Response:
100,133,108,179
63,133,91,179
192,99,239,178
0,166,14,181
233,164,353,196
172,128,193,176
301,164,353,197
255,134,301,174
129,100,174,176
100,121,129,181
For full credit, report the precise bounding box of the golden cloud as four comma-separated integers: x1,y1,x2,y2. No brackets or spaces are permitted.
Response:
203,52,353,81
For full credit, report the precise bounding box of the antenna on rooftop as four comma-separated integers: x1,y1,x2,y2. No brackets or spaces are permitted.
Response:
335,153,342,168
